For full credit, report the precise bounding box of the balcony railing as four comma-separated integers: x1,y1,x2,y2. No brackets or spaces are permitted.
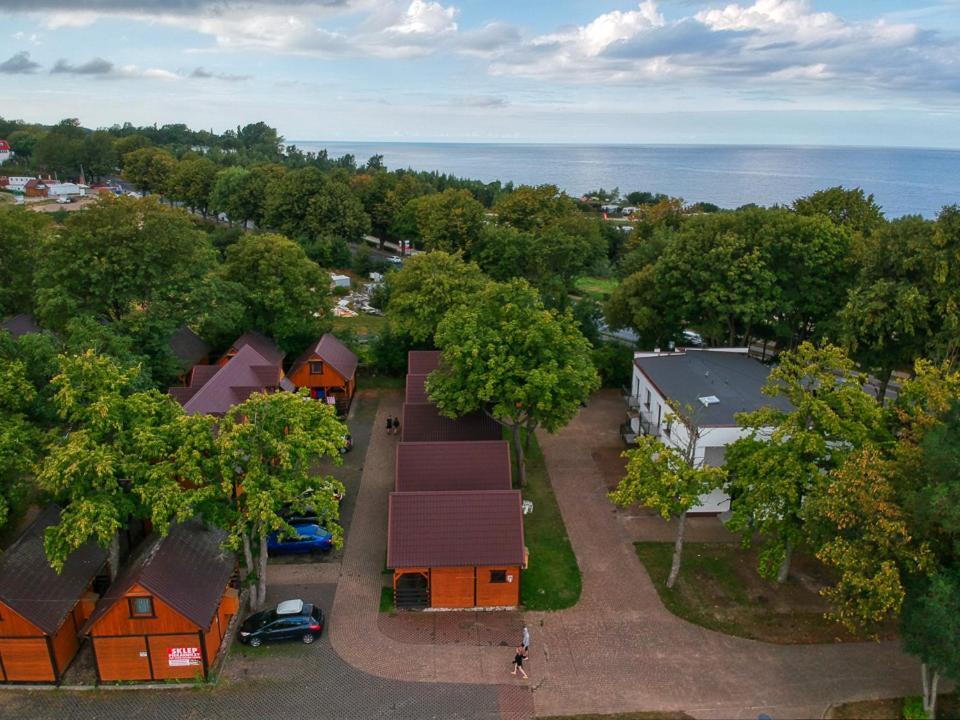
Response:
637,404,661,438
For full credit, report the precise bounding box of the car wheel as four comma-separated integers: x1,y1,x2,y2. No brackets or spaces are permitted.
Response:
248,637,262,648
302,633,316,644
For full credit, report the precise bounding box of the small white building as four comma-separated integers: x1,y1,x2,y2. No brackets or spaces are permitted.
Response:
46,182,86,198
330,273,351,289
625,348,791,514
2,176,35,193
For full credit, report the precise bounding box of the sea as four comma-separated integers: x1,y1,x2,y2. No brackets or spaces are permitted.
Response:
295,142,960,219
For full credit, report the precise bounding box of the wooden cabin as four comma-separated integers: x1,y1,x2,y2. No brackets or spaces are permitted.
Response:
168,326,211,385
396,441,512,492
287,333,358,414
401,403,502,443
0,506,107,683
407,350,441,374
217,330,284,368
387,491,525,609
82,521,237,682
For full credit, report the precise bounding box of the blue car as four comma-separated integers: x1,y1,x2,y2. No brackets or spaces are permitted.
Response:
267,523,333,555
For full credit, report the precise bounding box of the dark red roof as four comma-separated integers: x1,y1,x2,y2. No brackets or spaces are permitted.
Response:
170,343,282,416
290,333,358,382
405,373,430,404
396,441,512,492
387,491,524,568
407,350,441,374
401,403,502,442
0,505,107,635
1,313,40,339
82,520,234,635
168,326,211,372
229,330,285,365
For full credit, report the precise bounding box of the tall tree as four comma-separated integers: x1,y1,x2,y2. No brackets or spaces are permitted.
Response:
725,343,883,582
261,166,326,240
405,189,485,253
220,232,330,351
166,156,219,217
306,179,371,244
212,390,346,609
428,279,599,484
121,147,177,195
0,357,43,532
793,186,884,237
384,250,489,345
610,432,726,588
0,207,52,316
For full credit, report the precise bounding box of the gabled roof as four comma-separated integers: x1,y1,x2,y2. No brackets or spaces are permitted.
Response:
405,373,430,404
633,349,793,426
172,343,283,416
229,330,284,366
1,313,40,339
290,333,358,382
168,326,211,372
0,505,107,635
387,490,525,568
396,441,512,492
407,350,441,374
401,403,502,443
83,520,234,635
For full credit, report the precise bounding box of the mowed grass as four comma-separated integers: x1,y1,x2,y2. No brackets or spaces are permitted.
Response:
574,276,619,301
634,542,890,644
331,313,387,338
513,432,582,611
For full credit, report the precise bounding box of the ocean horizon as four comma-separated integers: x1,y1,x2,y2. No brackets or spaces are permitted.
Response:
295,141,960,219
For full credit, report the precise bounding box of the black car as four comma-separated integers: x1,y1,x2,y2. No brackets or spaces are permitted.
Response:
280,487,344,526
238,599,324,647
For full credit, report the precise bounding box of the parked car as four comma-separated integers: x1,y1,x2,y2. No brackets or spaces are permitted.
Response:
56,196,72,204
266,523,333,555
682,329,706,347
238,599,324,647
386,255,403,265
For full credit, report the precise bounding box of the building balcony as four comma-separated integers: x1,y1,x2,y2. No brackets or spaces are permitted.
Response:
637,405,661,438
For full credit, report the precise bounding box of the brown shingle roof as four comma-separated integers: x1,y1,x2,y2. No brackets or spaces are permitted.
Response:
168,326,211,372
396,441,512,492
172,343,282,416
290,333,358,382
230,330,285,365
1,313,40,339
82,520,234,635
405,373,430,404
407,350,441,374
401,403,502,443
0,505,107,635
387,491,524,568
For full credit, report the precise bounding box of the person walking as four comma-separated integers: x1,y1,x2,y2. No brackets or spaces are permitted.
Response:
385,415,394,435
511,645,528,679
521,625,530,652
391,415,401,438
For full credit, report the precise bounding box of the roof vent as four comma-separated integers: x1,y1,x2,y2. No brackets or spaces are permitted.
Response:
698,395,720,407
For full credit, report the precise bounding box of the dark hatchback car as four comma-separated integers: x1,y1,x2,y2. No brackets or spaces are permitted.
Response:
238,599,324,647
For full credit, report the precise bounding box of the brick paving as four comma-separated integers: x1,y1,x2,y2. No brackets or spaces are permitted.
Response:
378,610,523,646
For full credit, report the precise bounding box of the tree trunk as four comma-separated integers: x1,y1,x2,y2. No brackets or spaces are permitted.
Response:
108,533,121,582
512,424,527,487
241,533,255,587
727,319,737,347
922,663,940,718
524,419,535,452
776,540,793,584
256,528,269,610
877,366,893,406
667,511,687,589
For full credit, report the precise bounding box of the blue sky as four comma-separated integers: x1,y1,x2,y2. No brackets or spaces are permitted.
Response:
1,0,959,146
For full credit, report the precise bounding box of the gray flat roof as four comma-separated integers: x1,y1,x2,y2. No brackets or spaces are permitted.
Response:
634,350,792,426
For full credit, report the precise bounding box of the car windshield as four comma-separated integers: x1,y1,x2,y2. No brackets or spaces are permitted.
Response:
249,611,277,629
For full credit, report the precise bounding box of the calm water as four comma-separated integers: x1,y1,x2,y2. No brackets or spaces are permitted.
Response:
295,142,960,219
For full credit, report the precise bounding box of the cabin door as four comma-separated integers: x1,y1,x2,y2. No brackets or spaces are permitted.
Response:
395,572,429,609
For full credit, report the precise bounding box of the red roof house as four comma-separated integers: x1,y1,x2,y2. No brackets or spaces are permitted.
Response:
395,441,512,492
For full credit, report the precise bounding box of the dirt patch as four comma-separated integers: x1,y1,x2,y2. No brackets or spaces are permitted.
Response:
635,542,897,644
591,447,628,490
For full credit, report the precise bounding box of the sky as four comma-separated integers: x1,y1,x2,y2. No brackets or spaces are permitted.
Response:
1,0,959,147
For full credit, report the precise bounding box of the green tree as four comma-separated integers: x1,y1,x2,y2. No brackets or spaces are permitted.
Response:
221,233,330,351
428,279,599,484
79,130,118,181
262,166,326,239
38,351,215,578
33,118,84,178
121,147,177,195
610,433,726,588
384,251,489,345
167,156,219,217
604,264,683,348
725,343,883,582
0,358,43,532
212,390,346,608
494,184,572,231
406,189,485,252
0,207,53,316
306,179,371,244
793,186,884,237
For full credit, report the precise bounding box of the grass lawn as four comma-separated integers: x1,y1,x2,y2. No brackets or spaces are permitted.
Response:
361,375,404,389
634,542,893,644
826,695,958,720
575,276,619,301
514,432,582,611
379,585,395,613
332,313,387,338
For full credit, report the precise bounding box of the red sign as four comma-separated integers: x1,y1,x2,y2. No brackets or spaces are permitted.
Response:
167,647,202,667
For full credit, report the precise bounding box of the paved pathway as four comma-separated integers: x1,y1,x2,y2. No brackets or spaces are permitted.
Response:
330,390,920,719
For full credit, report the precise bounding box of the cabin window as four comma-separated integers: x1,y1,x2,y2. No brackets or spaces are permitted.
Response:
309,361,324,375
129,596,154,617
489,570,507,584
